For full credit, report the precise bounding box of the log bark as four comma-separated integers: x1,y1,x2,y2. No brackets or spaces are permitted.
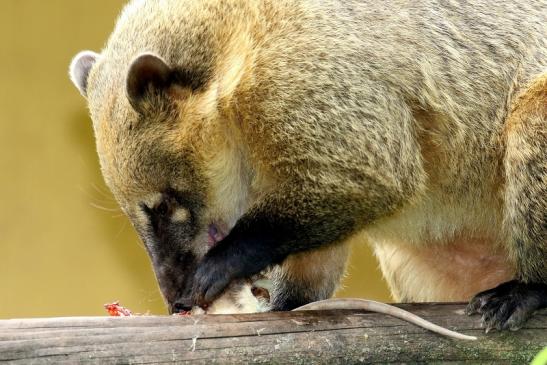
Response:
0,303,545,364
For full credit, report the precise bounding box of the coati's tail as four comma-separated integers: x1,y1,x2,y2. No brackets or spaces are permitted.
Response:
294,298,477,341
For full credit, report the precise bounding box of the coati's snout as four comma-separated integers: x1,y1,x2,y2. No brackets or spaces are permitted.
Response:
132,189,234,313
133,188,207,313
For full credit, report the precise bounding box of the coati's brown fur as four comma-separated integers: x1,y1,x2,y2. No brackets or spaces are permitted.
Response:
69,0,546,329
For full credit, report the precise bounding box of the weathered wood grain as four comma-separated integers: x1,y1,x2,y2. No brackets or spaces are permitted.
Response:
0,303,545,364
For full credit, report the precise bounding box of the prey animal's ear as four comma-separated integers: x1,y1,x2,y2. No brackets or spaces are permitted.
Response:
127,53,185,114
69,51,100,97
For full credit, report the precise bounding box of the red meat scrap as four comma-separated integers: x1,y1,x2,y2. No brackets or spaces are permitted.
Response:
104,301,132,317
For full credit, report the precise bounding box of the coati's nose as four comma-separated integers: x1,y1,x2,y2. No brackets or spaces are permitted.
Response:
170,299,193,314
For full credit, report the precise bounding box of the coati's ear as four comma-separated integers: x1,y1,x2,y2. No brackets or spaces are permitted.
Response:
69,51,100,97
126,53,177,114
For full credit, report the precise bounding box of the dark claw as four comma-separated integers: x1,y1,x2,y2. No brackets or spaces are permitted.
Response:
467,280,547,332
466,280,514,315
466,291,494,315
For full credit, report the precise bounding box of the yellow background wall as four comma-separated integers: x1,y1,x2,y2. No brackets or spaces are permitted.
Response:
0,0,390,319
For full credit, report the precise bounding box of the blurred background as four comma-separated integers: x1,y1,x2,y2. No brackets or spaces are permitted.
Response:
0,0,390,318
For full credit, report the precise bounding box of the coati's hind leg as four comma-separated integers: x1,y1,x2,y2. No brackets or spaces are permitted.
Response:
269,241,351,311
467,73,547,331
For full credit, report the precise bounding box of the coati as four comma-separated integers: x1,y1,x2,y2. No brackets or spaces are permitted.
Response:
69,0,546,331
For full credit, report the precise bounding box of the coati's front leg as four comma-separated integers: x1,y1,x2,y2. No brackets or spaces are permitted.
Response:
191,185,364,307
467,73,547,331
192,176,415,308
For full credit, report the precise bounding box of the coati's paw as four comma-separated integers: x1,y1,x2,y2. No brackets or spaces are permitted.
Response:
192,235,276,308
192,241,265,307
466,280,547,332
192,250,240,308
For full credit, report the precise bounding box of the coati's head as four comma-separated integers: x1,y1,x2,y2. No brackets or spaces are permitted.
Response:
68,0,258,313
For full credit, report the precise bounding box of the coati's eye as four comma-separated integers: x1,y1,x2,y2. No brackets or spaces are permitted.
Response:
142,196,174,219
137,189,200,243
140,191,192,226
140,200,167,217
156,201,169,216
155,198,190,223
141,197,175,237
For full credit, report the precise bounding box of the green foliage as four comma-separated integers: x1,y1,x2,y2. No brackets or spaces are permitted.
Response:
531,347,547,365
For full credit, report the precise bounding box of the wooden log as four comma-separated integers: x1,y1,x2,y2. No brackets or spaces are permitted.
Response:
0,303,545,364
